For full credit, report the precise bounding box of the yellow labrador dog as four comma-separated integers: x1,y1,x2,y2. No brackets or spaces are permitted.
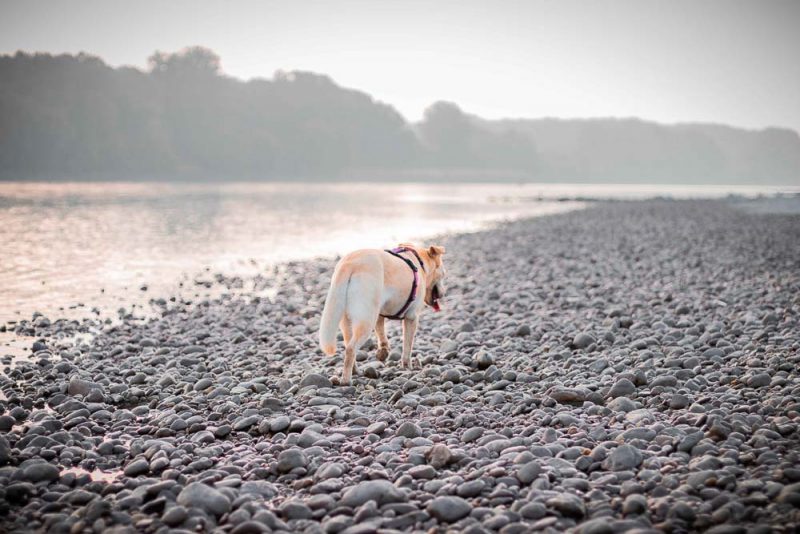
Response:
319,243,447,385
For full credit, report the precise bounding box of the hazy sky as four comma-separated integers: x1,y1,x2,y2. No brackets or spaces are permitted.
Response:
2,0,799,132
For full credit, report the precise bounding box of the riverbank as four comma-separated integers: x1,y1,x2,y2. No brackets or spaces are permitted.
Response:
1,200,799,533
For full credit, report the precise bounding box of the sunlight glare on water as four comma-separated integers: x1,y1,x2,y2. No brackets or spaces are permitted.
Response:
0,181,796,327
0,182,582,324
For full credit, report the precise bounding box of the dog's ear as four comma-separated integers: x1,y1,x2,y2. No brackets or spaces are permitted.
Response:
428,245,446,257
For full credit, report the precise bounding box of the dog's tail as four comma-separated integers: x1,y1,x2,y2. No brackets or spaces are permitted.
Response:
319,268,349,355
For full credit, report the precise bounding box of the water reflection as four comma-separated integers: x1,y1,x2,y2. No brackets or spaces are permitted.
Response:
0,182,586,326
1,181,795,330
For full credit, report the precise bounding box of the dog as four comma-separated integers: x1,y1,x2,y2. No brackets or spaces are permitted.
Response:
319,243,447,385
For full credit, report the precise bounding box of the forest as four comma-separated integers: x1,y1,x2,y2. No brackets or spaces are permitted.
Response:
1,47,798,184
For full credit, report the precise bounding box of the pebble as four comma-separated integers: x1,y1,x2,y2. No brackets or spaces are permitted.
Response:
277,449,307,473
300,373,333,389
123,458,149,477
549,387,586,403
67,377,103,396
427,496,472,522
516,462,542,485
546,493,586,518
162,506,188,526
747,373,771,388
572,333,596,349
474,350,494,370
608,378,636,398
0,415,15,431
462,427,484,443
602,444,643,471
396,421,422,438
340,480,406,507
176,482,231,516
22,463,60,482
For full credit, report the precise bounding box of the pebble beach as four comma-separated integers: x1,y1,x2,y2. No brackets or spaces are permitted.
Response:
1,199,799,533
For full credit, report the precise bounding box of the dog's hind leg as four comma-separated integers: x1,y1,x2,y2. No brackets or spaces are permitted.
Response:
375,316,390,362
401,317,418,369
341,321,371,385
339,317,358,376
338,270,380,385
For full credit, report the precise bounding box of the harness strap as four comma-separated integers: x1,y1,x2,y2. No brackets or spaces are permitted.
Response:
404,248,426,273
380,247,424,320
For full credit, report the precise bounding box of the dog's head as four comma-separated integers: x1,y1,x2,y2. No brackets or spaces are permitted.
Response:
404,243,446,312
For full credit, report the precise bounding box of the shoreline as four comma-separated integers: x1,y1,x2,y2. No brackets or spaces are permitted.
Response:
1,199,799,532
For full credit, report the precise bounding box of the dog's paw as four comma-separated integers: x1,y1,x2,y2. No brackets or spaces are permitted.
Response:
331,375,349,387
376,347,389,362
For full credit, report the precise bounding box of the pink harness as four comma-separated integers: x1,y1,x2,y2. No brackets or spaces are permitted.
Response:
381,247,426,320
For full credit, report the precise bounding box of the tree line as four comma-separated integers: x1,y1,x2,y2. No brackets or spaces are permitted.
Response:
1,47,797,184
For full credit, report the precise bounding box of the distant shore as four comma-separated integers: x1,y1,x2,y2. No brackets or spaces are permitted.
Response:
1,199,799,532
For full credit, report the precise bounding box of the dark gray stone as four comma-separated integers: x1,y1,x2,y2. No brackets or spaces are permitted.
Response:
427,496,472,522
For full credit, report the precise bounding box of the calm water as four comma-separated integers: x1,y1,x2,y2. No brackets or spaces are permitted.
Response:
0,181,797,329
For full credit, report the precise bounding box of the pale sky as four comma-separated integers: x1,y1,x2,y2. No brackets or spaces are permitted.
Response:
2,0,799,132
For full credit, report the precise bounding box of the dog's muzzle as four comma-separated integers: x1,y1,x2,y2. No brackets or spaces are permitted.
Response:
430,284,442,312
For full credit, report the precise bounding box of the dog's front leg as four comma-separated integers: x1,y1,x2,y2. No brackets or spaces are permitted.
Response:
375,316,390,362
401,317,418,369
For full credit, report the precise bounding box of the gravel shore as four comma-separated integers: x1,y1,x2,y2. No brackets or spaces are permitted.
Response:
1,200,799,533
